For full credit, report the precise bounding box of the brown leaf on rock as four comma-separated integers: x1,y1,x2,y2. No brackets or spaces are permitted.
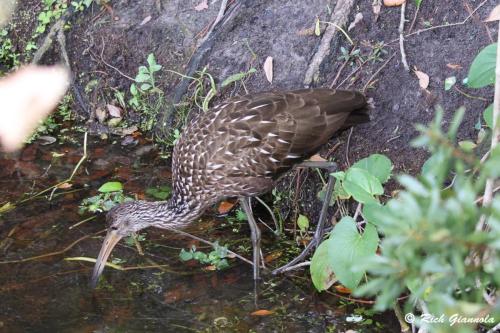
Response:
414,70,429,89
485,5,500,22
263,56,273,83
194,0,208,11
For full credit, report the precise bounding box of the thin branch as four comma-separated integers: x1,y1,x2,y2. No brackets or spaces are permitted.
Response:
399,2,410,71
362,53,396,93
18,132,88,204
0,230,106,264
197,0,229,47
402,0,488,40
276,261,310,273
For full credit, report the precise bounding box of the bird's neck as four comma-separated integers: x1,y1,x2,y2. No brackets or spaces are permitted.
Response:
149,195,207,229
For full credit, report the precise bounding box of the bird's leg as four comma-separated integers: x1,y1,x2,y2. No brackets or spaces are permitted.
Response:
272,161,336,275
239,196,261,280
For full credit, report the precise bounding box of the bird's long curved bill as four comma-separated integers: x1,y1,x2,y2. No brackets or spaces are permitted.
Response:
90,229,122,288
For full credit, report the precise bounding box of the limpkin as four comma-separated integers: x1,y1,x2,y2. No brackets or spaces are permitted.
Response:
91,88,369,286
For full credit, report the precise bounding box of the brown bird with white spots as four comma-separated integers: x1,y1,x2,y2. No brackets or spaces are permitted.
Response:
91,88,369,287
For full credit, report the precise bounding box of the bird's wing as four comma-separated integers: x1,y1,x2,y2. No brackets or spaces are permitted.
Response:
173,89,368,197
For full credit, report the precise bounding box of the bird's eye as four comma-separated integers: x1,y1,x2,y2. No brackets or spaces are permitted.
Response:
111,226,118,230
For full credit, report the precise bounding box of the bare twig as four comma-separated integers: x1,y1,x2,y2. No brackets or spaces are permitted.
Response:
197,0,229,47
401,0,488,40
399,2,410,71
0,230,106,264
276,261,310,273
303,0,356,86
345,127,354,166
362,53,396,93
255,196,279,233
18,132,88,204
408,3,420,33
394,302,411,333
95,36,135,81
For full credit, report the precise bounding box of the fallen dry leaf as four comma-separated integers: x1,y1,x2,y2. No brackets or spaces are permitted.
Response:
446,63,462,70
95,107,107,123
218,201,235,214
203,265,217,271
263,56,273,83
348,12,363,31
0,65,70,152
140,15,151,26
334,284,352,294
264,251,282,263
107,104,123,118
57,182,73,189
194,0,208,11
414,70,429,89
485,4,500,22
309,154,327,162
383,0,405,6
251,309,274,316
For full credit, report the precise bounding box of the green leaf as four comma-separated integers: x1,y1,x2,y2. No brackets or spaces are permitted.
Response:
415,0,423,8
444,76,456,91
140,83,152,91
310,238,337,291
179,249,193,261
458,140,477,152
297,214,309,232
98,181,123,193
484,103,494,129
145,185,172,200
352,154,393,184
343,168,383,204
362,203,386,227
311,217,379,291
146,53,156,67
467,43,497,88
135,73,150,83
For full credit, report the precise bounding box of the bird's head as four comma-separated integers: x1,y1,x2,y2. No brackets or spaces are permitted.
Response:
90,201,159,287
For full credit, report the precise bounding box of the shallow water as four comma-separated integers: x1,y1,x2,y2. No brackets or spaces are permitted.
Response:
0,135,397,332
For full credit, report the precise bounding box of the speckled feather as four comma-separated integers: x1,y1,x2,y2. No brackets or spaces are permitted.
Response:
171,88,368,213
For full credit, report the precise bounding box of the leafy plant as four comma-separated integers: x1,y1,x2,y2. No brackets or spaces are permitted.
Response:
129,53,164,131
0,28,20,71
355,108,500,332
311,153,392,290
179,243,230,270
145,185,172,200
79,181,133,214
